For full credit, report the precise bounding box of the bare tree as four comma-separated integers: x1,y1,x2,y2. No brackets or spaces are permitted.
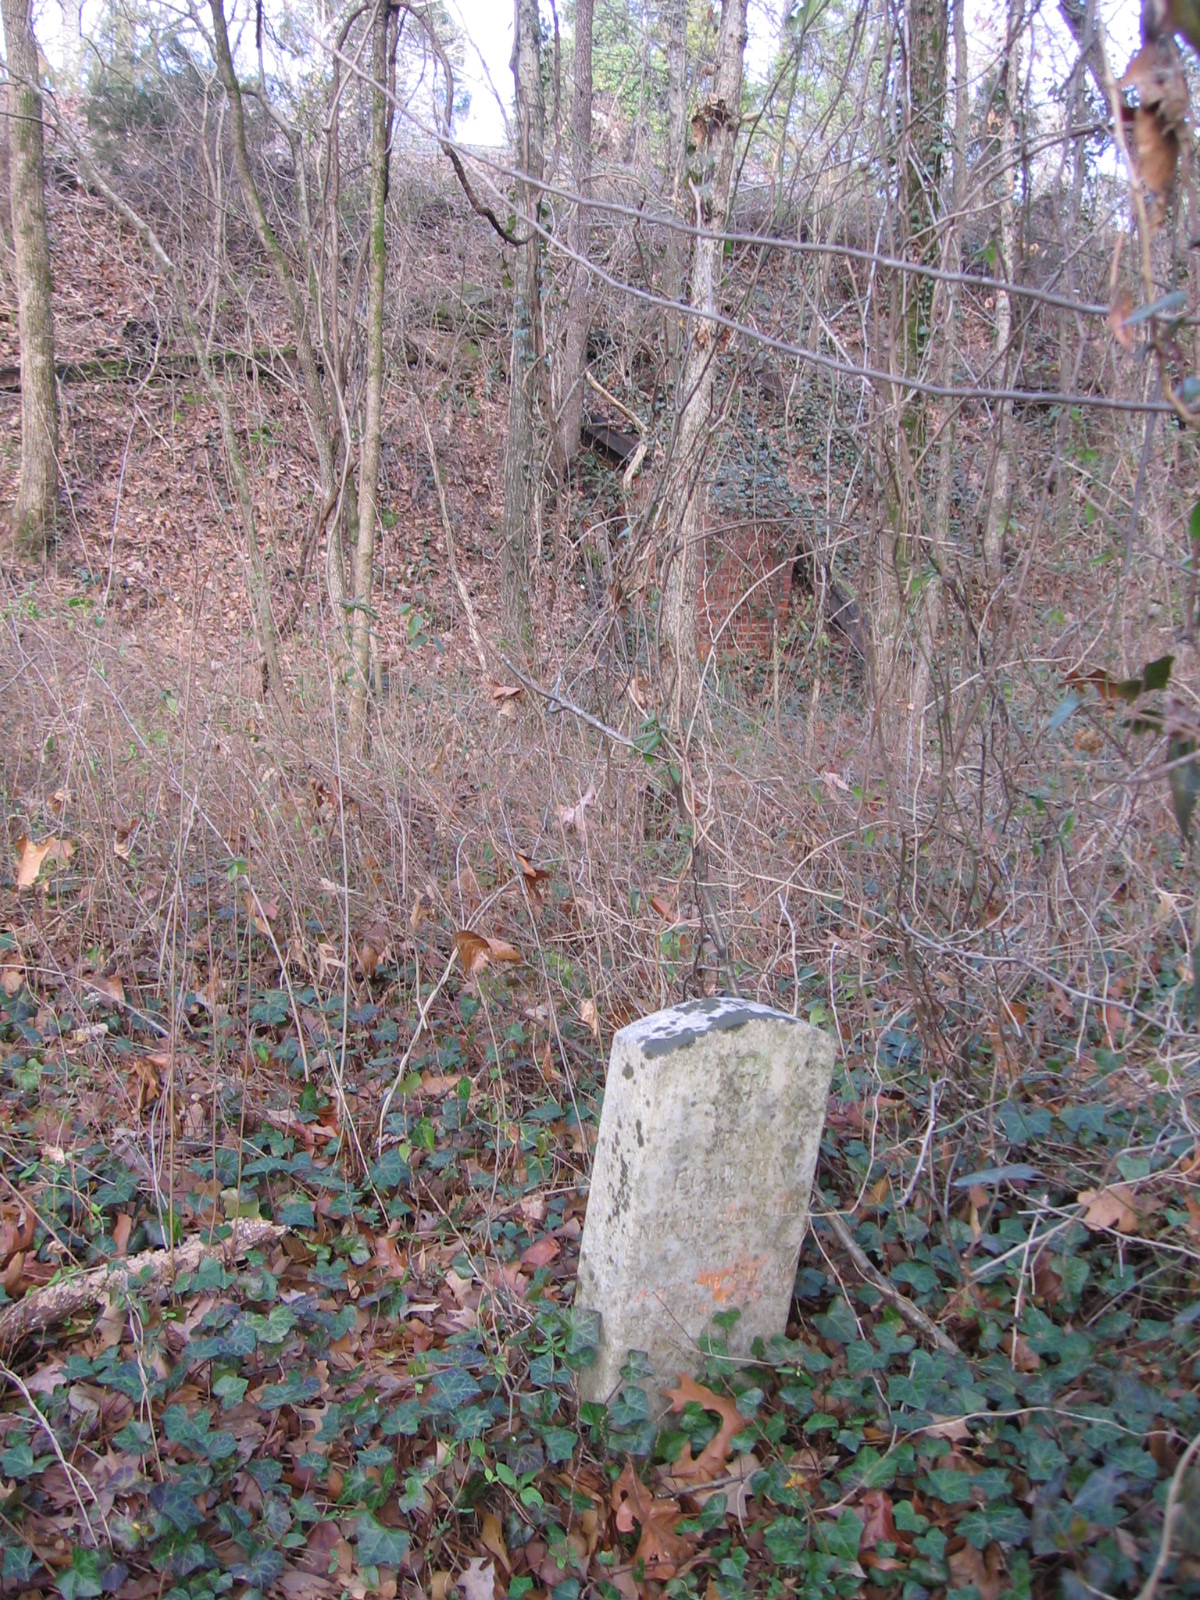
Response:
2,0,57,552
983,0,1021,583
207,0,351,628
349,0,398,751
659,0,749,727
553,0,593,473
662,0,687,372
501,0,545,645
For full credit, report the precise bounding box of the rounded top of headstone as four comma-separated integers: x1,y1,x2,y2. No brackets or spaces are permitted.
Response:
621,996,799,1058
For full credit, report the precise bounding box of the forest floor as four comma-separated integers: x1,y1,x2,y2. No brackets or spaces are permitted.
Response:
0,167,1199,1600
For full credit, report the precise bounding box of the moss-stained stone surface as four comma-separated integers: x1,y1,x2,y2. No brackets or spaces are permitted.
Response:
576,1000,836,1408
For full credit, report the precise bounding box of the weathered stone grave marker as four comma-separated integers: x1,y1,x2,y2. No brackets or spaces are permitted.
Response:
576,997,835,1406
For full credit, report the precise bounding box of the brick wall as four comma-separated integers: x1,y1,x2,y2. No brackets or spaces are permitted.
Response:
699,514,796,659
697,448,801,660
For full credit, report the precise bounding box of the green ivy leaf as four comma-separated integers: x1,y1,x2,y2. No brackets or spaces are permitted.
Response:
355,1513,410,1567
258,1373,320,1409
56,1549,105,1600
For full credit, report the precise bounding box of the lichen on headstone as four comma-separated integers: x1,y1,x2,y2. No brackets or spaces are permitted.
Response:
575,998,836,1408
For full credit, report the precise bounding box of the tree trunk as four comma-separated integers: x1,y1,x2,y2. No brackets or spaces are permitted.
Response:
554,0,593,473
983,0,1020,585
208,1,348,631
663,0,688,373
909,0,968,775
2,0,58,553
660,0,749,731
501,0,546,647
877,0,948,689
348,0,396,753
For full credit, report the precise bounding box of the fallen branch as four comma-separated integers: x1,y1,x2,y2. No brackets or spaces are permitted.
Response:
497,655,638,749
1135,1426,1200,1600
817,1207,961,1357
0,1220,286,1353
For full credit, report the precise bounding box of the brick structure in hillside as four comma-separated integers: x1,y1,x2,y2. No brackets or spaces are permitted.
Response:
699,446,803,660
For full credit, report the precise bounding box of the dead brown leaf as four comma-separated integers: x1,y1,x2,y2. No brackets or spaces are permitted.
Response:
133,1056,160,1115
490,683,523,720
355,922,391,979
1118,39,1188,230
1109,290,1135,348
1,951,24,997
514,853,551,900
479,1510,510,1572
946,1540,1004,1600
580,998,600,1039
662,1374,748,1481
923,1415,973,1442
93,973,126,1006
1077,1182,1141,1233
857,1487,902,1554
112,817,140,860
611,1460,695,1579
16,835,75,891
1000,1329,1042,1371
519,1236,561,1272
243,892,279,938
1122,38,1190,126
1127,106,1178,225
453,930,523,977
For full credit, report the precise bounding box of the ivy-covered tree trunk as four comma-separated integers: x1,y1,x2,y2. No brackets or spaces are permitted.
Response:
501,0,545,646
2,0,58,552
660,0,748,730
662,0,688,374
876,0,948,688
554,0,593,473
983,0,1020,584
349,0,397,752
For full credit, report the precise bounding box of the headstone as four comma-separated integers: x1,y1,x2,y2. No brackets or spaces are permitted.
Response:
575,997,835,1407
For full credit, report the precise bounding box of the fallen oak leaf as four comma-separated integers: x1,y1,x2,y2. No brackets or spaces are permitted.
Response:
452,930,523,977
611,1461,695,1579
513,852,551,900
662,1374,748,1482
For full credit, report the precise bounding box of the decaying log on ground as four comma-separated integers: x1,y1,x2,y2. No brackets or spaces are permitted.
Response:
0,1220,286,1353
